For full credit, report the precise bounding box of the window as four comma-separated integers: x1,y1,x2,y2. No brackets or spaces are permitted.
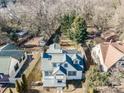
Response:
44,71,52,76
68,71,76,76
64,63,68,67
58,80,62,83
53,63,57,67
14,63,19,71
73,59,79,64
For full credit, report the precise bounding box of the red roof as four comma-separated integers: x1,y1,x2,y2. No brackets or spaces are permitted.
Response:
100,42,124,69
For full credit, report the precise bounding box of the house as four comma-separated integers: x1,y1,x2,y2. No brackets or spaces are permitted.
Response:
101,30,117,42
0,43,27,84
41,43,86,87
91,42,124,72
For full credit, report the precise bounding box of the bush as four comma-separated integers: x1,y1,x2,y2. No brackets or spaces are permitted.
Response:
86,66,110,88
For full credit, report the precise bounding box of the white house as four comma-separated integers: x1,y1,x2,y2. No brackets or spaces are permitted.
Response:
41,43,86,88
91,42,124,72
0,43,27,84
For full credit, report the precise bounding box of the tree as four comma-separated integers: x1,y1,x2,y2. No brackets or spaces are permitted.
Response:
86,66,110,88
60,12,75,36
60,13,88,44
9,31,18,43
15,80,22,93
53,34,60,43
9,88,13,93
71,16,88,43
15,74,28,93
21,74,28,93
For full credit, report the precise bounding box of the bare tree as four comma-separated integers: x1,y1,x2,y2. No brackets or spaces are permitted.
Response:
0,0,124,38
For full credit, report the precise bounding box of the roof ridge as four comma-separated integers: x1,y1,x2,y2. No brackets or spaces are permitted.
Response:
105,45,109,61
112,44,124,54
104,44,124,68
104,44,112,64
100,44,109,61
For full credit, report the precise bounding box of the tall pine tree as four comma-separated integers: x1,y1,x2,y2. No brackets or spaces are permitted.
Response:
21,74,28,93
15,80,22,93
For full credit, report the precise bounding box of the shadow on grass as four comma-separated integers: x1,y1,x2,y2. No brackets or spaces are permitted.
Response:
84,47,94,69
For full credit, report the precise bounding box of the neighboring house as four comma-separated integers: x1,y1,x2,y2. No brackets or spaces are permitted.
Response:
101,30,117,42
91,42,124,72
41,43,86,87
0,43,27,84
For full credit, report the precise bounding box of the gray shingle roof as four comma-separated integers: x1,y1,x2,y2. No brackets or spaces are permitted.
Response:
0,50,24,60
0,44,24,60
0,44,24,74
0,57,11,75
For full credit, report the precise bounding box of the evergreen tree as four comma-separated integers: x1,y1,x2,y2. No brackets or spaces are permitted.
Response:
60,12,75,36
53,35,60,43
60,13,88,44
9,32,18,43
9,88,13,93
71,16,88,43
21,74,28,93
15,80,22,93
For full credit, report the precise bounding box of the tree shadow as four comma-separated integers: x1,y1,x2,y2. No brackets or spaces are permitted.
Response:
46,26,61,46
84,47,94,70
66,80,82,90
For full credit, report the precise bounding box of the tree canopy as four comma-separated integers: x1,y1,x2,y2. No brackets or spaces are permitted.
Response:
60,13,88,43
86,66,110,88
